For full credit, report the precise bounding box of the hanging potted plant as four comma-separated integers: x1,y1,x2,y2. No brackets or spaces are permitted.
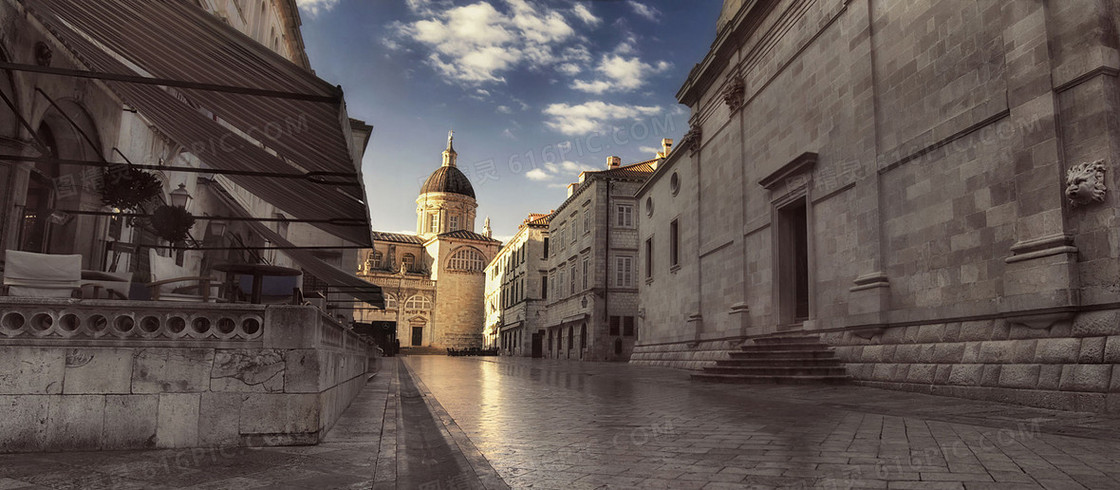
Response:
99,164,163,211
149,205,196,244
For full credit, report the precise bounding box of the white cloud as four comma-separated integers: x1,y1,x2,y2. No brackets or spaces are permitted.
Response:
496,105,513,114
395,0,589,85
526,168,551,181
627,1,660,22
557,63,582,76
572,3,601,26
542,101,662,135
526,160,600,182
571,53,672,94
296,0,341,16
501,128,517,139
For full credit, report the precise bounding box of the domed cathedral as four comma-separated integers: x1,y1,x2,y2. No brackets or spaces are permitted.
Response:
355,133,501,349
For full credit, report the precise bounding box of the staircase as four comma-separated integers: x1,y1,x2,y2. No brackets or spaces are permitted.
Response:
691,335,850,384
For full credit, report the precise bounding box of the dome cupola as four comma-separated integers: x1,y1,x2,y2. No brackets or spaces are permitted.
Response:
419,131,475,198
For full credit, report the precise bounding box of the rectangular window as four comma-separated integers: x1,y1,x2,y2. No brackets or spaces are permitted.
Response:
645,238,653,279
670,220,679,267
558,268,566,298
569,264,576,295
449,215,459,231
615,204,634,228
543,238,549,258
429,213,439,233
571,217,578,243
559,227,565,251
541,276,548,300
609,316,620,336
583,209,591,234
582,255,590,289
623,316,635,336
615,256,633,287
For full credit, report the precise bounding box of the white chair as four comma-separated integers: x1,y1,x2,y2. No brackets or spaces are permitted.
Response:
146,250,217,302
2,250,83,298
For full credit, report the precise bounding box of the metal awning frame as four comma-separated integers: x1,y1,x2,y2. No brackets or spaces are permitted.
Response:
13,0,375,246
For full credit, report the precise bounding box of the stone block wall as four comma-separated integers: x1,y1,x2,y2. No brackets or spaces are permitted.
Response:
0,302,376,453
823,311,1120,413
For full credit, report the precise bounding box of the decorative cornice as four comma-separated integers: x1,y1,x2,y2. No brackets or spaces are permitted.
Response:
684,124,702,154
759,152,818,190
722,75,745,113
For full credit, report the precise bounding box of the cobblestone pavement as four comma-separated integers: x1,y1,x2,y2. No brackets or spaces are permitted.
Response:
404,356,1120,490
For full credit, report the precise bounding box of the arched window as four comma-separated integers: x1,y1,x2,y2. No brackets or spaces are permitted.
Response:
447,247,486,271
385,294,398,309
402,253,416,272
404,295,432,311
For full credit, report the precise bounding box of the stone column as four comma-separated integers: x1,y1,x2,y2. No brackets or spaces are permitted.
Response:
846,0,890,328
998,2,1081,328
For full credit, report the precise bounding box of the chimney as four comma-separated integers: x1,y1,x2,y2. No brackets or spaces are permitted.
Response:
607,156,622,169
567,182,580,197
658,138,674,158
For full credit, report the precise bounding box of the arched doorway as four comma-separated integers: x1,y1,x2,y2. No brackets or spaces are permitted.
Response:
567,326,574,358
579,323,586,359
18,125,58,253
21,99,105,264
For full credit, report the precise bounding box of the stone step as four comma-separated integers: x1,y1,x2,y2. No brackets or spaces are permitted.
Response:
692,373,851,385
752,336,823,345
728,350,836,360
741,343,828,352
702,366,849,376
715,358,843,368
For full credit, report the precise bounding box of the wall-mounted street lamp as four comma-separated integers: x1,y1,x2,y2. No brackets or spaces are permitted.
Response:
208,218,228,238
170,183,192,209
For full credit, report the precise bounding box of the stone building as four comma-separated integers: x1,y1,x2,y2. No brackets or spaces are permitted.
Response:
355,134,500,349
484,212,550,356
632,0,1120,412
0,0,376,317
542,145,668,361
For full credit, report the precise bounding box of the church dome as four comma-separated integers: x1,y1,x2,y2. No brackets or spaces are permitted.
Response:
420,165,476,199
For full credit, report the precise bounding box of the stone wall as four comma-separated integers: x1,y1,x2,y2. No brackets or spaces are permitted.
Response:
823,311,1120,413
0,300,377,453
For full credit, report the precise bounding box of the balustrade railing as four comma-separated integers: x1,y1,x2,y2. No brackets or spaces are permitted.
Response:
0,298,266,342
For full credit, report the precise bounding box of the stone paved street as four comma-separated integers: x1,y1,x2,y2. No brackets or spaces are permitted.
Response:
404,356,1120,490
4,356,1120,489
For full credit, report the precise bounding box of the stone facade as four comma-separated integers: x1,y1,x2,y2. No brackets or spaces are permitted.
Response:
634,0,1120,412
354,137,500,349
541,152,663,362
484,213,550,356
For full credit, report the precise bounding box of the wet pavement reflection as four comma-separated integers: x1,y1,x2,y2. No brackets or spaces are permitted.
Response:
404,356,1120,489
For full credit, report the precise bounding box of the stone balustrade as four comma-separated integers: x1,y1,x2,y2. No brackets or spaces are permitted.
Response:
0,300,378,453
0,297,266,344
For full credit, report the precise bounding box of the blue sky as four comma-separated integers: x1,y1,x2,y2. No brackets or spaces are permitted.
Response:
294,0,723,241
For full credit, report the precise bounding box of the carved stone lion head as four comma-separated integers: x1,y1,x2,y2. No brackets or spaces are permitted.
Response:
1066,160,1107,206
